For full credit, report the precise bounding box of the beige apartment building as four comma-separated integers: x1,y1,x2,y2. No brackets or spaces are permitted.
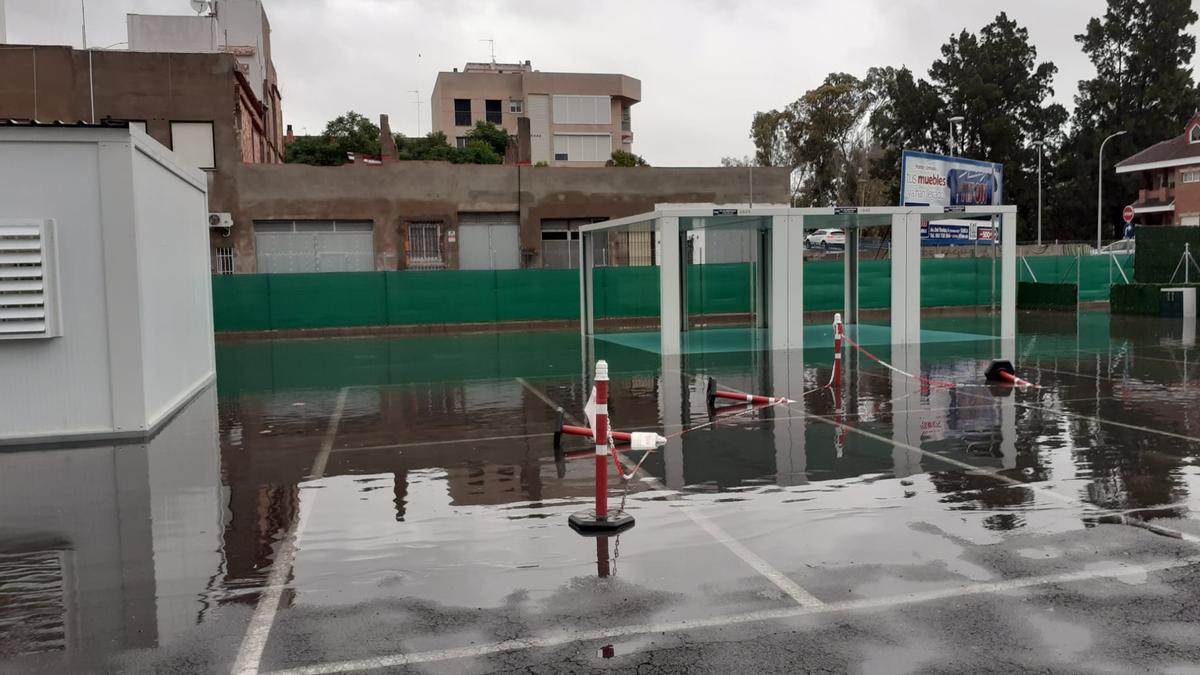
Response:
430,61,640,166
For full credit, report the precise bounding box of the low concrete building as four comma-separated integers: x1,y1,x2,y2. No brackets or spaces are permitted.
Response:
231,163,791,273
0,123,215,446
431,61,640,166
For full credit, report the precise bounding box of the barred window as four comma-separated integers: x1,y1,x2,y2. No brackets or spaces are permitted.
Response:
408,222,444,270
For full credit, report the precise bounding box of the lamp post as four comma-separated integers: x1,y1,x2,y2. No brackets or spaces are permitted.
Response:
1097,130,1127,252
1032,140,1043,246
948,115,964,156
409,89,421,136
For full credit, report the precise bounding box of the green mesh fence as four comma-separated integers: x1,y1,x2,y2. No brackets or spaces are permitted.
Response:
213,255,1135,332
1133,227,1200,284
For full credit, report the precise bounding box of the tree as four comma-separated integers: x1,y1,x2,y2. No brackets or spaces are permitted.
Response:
454,139,503,164
283,135,346,165
395,131,457,162
865,66,943,203
610,150,649,166
927,12,1067,239
750,109,792,167
322,111,381,158
285,111,381,165
465,121,509,157
1054,0,1199,241
720,155,755,167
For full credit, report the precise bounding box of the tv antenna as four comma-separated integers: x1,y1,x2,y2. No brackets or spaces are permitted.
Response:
409,90,422,136
480,38,495,63
189,0,214,16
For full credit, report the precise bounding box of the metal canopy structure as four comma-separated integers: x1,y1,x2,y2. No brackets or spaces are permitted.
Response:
578,203,1017,356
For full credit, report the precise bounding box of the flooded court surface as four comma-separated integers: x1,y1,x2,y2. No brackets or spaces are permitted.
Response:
5,310,1200,673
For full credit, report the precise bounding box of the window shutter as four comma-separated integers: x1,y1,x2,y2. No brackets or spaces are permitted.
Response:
0,219,59,338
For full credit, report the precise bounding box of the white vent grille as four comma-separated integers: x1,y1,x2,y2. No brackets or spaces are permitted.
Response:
0,220,59,338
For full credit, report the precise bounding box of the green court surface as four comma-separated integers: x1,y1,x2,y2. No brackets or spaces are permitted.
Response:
595,323,995,355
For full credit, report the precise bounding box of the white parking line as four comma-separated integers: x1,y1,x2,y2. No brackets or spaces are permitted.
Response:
262,555,1200,675
231,387,348,675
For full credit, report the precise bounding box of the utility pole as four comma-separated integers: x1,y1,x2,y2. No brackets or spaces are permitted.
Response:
948,115,964,156
409,89,421,136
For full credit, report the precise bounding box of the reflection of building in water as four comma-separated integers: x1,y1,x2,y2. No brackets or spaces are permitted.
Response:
0,387,222,660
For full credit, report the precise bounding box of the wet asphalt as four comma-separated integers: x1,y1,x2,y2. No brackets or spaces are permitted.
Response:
4,310,1200,673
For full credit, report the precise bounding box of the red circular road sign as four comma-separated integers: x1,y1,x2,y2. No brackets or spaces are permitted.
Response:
1123,205,1135,223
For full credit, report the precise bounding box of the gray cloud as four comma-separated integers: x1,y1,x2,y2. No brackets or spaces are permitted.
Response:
6,0,1199,165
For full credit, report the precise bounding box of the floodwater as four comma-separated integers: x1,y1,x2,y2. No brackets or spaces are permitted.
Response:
4,310,1200,673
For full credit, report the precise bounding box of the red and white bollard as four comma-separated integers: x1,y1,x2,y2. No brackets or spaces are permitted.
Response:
569,360,635,534
705,377,793,409
833,312,844,389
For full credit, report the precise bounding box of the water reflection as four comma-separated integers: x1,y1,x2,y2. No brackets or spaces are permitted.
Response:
2,312,1200,668
0,387,221,659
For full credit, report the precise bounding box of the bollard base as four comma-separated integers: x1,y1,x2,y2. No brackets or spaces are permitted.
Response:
984,360,1016,382
569,509,635,536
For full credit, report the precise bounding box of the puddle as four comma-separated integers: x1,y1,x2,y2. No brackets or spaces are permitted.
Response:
2,311,1200,669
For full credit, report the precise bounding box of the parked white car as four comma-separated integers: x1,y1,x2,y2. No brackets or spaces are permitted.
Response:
805,228,846,250
1098,238,1135,255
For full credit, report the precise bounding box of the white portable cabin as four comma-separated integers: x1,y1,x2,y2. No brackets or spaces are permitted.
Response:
0,122,215,445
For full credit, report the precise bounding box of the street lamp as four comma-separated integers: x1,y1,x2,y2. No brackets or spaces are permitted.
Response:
1032,140,1043,246
1097,130,1127,251
948,115,964,156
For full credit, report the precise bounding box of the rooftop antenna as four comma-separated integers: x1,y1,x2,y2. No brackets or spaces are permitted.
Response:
189,0,214,16
480,38,495,64
409,89,421,136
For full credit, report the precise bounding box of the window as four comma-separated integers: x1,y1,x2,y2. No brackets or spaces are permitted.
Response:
253,220,374,273
509,99,523,114
1183,169,1200,183
456,136,470,149
454,99,471,127
540,218,606,269
1191,125,1200,143
407,222,443,270
552,95,611,124
213,247,235,275
485,99,502,124
552,134,612,162
621,105,631,132
169,121,215,170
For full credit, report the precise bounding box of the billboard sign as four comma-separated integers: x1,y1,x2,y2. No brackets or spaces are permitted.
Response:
920,221,972,243
922,219,1000,245
900,150,1003,207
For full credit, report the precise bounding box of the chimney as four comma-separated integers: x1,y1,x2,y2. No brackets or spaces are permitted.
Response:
379,114,397,161
285,124,294,145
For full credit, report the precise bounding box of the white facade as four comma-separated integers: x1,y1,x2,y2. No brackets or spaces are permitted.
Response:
128,0,270,101
0,124,215,445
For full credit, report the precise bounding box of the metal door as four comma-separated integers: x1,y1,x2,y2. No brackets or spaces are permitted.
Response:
457,213,520,269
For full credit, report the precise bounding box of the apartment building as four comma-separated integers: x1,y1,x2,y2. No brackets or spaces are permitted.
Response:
1116,113,1200,226
430,61,640,166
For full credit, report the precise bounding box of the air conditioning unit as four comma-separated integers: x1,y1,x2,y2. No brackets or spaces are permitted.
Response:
208,212,234,229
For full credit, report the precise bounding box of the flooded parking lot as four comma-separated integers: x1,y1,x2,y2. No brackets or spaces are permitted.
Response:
4,310,1200,673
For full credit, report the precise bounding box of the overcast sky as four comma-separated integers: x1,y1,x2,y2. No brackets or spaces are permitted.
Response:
6,0,1200,165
